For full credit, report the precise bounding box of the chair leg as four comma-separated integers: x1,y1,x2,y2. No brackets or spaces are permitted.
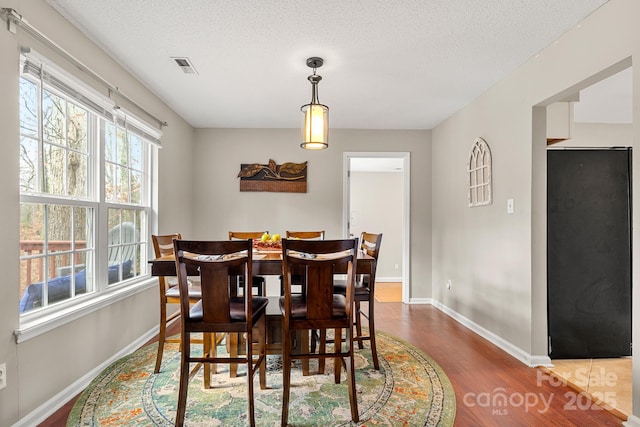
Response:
281,329,292,427
301,331,310,376
345,327,360,423
257,317,267,390
203,333,212,389
334,328,342,384
368,298,380,370
211,333,219,375
354,301,364,349
154,299,168,374
246,329,256,427
228,333,239,377
175,333,191,427
318,329,327,374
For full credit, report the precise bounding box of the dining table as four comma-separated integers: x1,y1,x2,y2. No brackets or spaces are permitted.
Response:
148,246,376,377
149,248,376,278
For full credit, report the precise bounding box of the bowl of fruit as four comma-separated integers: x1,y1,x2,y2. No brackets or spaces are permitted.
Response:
252,232,282,252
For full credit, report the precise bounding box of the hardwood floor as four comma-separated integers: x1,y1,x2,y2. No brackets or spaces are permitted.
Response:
374,281,402,302
545,358,632,419
39,303,623,426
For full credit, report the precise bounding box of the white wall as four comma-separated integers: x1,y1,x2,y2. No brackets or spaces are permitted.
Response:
192,128,431,299
0,1,195,425
432,0,640,419
350,171,403,279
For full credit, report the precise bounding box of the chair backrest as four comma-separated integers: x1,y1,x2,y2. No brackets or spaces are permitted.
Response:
229,231,268,240
286,230,325,240
360,232,382,259
282,238,358,322
174,239,254,326
152,233,182,290
152,233,182,258
359,232,382,284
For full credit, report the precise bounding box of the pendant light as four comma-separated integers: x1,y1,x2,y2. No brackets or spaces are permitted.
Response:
300,57,329,150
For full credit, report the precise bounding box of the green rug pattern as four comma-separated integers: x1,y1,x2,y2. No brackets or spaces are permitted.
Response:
68,331,455,426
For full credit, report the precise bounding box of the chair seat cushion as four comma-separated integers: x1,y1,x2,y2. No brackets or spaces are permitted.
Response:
166,285,202,299
333,280,370,296
189,296,268,322
279,294,347,319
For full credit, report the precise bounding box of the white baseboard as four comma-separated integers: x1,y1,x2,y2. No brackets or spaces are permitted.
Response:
624,415,640,427
430,300,551,367
377,276,403,282
13,326,158,427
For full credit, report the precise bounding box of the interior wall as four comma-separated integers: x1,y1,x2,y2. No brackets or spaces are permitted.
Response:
432,0,640,418
560,122,633,147
0,1,196,425
350,171,403,280
192,128,431,300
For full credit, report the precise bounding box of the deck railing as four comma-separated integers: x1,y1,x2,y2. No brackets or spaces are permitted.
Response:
20,240,87,294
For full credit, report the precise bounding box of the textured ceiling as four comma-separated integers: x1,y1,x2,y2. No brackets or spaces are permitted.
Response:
46,0,610,130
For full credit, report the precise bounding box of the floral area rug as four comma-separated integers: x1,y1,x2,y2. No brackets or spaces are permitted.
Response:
67,331,455,426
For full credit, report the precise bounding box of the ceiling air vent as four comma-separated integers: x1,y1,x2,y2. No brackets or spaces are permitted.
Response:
172,57,198,75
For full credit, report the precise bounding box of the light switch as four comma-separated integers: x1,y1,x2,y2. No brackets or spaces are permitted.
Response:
507,198,514,214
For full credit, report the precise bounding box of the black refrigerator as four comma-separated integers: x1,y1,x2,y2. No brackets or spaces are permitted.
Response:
547,148,632,359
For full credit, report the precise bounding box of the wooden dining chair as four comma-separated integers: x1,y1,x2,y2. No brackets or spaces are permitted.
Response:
280,238,359,426
151,233,202,374
173,239,268,427
334,232,383,370
285,230,325,240
229,231,268,296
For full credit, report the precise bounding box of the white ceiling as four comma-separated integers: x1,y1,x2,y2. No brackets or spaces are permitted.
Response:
46,0,612,130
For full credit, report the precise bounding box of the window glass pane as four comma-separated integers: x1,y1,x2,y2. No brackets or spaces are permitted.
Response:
19,258,43,312
43,143,65,195
130,134,142,170
117,165,130,203
19,136,38,193
19,78,38,137
73,206,91,247
108,208,120,236
131,170,142,204
117,127,128,167
67,103,87,152
105,122,117,163
43,91,65,146
67,152,88,197
105,162,116,202
132,244,142,277
19,203,45,310
77,251,94,293
20,203,45,256
47,205,72,254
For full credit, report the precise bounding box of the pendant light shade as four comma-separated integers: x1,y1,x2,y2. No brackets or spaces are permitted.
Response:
301,57,329,150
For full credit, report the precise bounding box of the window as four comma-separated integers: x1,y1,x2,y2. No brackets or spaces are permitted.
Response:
18,52,157,316
467,137,492,207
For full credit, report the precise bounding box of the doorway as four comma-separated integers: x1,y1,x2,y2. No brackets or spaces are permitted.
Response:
343,152,410,302
534,63,634,419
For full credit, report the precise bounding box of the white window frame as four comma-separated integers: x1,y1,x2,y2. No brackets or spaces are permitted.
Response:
15,51,160,343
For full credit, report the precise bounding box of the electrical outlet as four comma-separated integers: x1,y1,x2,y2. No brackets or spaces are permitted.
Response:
446,279,452,290
0,362,6,390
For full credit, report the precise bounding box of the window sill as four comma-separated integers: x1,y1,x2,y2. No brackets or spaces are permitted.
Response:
14,276,156,343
